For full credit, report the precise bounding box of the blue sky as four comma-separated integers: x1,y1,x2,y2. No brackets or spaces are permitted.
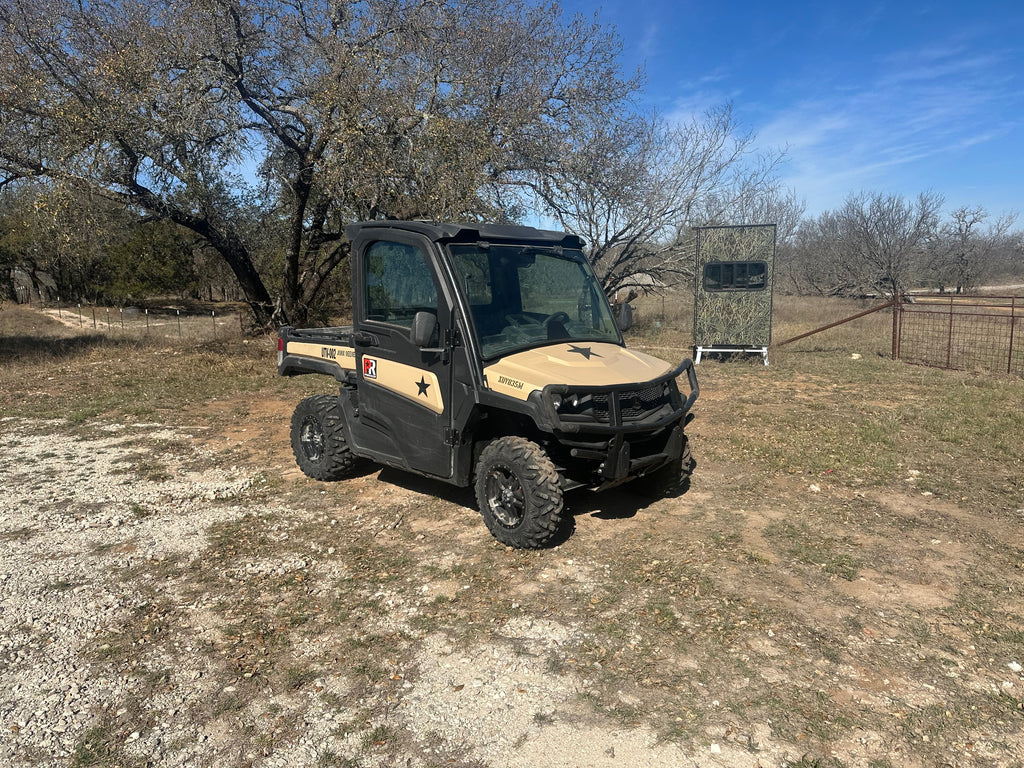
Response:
560,0,1024,218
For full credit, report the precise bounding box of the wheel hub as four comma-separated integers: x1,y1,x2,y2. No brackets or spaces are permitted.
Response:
300,416,325,462
486,466,525,528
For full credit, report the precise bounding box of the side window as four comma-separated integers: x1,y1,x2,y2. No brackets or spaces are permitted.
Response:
702,260,768,292
364,241,439,327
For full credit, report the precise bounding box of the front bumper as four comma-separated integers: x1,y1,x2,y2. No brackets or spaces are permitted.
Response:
536,358,698,434
532,358,699,484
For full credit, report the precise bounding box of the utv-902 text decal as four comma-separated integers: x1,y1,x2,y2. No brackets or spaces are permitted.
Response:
321,346,355,362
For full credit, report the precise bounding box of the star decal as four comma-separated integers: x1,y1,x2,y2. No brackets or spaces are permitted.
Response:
416,376,431,396
567,345,601,360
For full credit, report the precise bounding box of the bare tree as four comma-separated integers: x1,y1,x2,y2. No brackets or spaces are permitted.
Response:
786,192,943,297
927,207,1019,293
0,0,638,326
714,185,806,245
777,210,849,295
530,103,786,296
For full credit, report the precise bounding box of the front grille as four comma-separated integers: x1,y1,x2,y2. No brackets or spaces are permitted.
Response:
616,383,669,421
560,383,671,424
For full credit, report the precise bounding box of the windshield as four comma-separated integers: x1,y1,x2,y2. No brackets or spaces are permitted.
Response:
448,244,621,360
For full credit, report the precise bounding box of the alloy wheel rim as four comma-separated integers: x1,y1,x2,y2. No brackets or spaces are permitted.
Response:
300,416,325,462
485,466,525,528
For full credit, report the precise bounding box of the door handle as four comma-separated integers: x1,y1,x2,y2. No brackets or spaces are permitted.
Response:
352,332,379,347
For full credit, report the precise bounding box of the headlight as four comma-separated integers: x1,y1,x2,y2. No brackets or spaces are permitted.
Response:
551,393,579,411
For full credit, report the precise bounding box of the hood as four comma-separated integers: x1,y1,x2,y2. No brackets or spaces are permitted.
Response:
484,342,675,401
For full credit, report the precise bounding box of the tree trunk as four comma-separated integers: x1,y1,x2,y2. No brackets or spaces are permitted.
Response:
219,244,275,329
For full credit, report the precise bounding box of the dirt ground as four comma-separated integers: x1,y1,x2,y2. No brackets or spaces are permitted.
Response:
201,388,1024,768
2,303,1023,767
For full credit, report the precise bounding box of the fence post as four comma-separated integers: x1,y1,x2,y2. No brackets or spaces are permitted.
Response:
1010,297,1017,375
945,295,954,369
891,295,902,360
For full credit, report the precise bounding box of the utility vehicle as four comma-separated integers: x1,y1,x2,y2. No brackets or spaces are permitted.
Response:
278,220,698,548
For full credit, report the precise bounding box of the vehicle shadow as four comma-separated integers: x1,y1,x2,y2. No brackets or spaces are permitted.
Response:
567,486,645,521
566,454,697,522
375,466,477,509
374,461,695,549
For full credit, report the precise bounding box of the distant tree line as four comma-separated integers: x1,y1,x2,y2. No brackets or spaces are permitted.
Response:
0,0,1020,321
777,192,1022,297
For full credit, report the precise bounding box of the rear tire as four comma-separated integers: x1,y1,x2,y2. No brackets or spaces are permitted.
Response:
290,394,358,481
474,437,564,549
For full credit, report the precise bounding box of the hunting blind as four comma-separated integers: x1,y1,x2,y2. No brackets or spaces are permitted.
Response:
693,224,776,365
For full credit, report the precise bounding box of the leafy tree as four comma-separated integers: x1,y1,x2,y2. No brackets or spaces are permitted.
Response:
103,221,197,303
0,182,127,302
0,0,637,327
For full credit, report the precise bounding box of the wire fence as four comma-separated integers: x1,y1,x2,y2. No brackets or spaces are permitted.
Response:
45,303,247,342
896,296,1023,376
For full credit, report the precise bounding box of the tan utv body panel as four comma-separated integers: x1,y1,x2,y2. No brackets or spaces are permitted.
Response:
286,341,357,371
485,342,674,401
361,356,444,414
285,340,444,414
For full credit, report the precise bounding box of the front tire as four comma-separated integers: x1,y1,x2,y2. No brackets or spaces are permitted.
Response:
474,437,564,549
290,394,357,481
639,436,694,498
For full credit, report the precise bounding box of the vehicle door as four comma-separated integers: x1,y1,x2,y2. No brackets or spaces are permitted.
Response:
350,232,454,479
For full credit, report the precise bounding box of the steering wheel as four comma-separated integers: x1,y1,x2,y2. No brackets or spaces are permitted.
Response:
505,313,541,326
544,311,571,327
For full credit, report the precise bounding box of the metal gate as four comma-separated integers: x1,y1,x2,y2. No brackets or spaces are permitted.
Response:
896,295,1023,376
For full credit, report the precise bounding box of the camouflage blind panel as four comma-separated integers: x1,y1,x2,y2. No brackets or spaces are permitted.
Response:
693,224,776,347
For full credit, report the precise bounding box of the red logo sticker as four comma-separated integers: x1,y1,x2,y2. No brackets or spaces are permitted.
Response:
363,357,377,379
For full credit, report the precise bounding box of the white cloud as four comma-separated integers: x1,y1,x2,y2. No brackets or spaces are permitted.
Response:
754,37,1019,214
637,21,661,61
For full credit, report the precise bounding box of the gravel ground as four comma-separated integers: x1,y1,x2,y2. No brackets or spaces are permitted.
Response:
1,417,773,767
0,418,254,766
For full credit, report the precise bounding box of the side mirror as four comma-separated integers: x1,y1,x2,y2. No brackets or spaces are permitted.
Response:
616,302,634,331
411,311,438,347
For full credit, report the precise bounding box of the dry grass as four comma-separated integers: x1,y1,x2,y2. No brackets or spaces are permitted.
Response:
3,299,1024,768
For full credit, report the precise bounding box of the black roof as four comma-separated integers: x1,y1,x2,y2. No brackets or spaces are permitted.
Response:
345,220,584,249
